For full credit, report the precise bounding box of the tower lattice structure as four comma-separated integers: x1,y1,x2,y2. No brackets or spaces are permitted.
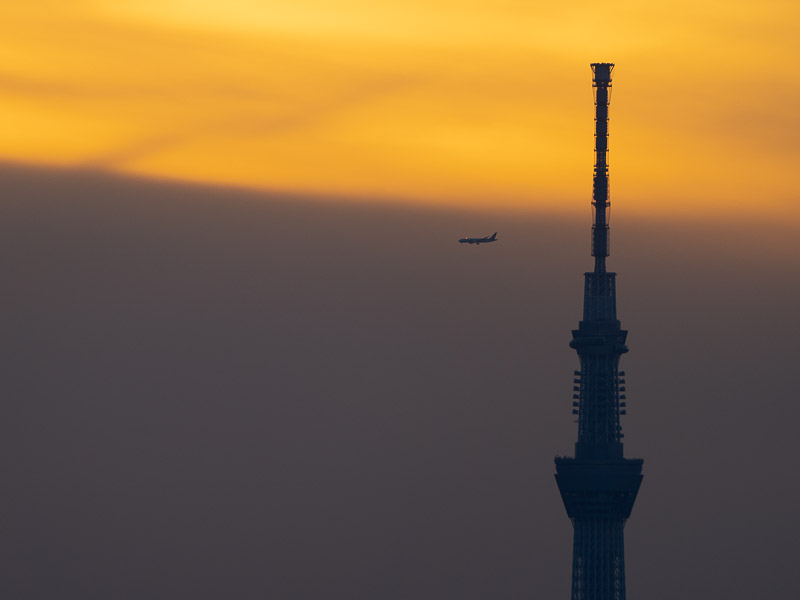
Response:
554,63,643,600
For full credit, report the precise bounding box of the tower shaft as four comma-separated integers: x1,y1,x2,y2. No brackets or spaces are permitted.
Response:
554,63,643,600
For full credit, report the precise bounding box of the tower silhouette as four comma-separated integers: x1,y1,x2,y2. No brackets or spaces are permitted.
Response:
554,64,643,600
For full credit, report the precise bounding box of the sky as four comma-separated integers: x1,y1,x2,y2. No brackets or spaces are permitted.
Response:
2,3,800,599
2,1,800,217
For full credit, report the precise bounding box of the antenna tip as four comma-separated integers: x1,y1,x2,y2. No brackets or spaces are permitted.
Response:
591,63,614,83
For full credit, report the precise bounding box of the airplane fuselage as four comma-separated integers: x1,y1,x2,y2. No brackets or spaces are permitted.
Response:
458,232,498,245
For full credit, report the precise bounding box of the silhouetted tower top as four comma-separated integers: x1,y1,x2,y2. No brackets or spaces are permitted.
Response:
571,62,624,460
555,63,643,600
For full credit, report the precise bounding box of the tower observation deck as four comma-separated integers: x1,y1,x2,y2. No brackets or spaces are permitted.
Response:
554,64,643,600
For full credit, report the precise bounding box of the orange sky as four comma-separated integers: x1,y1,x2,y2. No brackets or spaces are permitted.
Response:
1,1,799,218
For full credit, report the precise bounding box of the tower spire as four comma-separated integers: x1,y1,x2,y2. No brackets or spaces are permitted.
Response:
554,64,644,600
591,63,612,274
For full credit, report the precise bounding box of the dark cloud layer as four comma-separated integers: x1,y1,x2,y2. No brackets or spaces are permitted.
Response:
1,163,798,599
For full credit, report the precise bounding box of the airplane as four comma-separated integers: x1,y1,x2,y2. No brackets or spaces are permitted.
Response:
458,232,498,245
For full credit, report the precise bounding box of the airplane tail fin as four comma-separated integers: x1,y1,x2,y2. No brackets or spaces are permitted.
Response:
490,232,497,241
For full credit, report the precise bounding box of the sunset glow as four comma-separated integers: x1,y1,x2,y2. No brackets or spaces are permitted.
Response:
2,1,799,216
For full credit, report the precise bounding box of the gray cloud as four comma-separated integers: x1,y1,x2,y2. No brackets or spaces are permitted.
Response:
1,162,798,599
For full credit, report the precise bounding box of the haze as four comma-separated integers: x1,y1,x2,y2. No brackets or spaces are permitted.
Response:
1,163,799,598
